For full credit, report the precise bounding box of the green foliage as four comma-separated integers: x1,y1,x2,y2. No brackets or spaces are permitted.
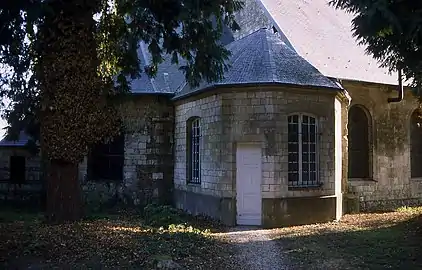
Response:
0,0,244,221
142,203,221,235
0,209,42,223
0,0,244,162
330,0,422,96
143,203,187,227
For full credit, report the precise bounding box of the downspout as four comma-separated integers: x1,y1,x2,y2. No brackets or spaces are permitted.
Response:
388,69,404,103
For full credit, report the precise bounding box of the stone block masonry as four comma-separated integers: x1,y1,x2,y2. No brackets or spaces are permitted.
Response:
344,80,422,212
173,86,343,226
0,148,42,202
80,95,174,208
220,87,339,200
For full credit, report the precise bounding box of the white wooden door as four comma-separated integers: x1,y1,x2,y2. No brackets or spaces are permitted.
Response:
236,144,262,226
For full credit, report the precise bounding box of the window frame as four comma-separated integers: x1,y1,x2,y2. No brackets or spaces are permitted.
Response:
287,113,320,188
87,134,125,182
348,104,373,180
187,117,201,185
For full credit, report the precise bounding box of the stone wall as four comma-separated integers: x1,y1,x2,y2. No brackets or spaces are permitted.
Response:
0,147,42,202
174,86,344,226
174,93,236,223
174,93,225,196
80,95,174,209
221,87,340,198
344,80,422,211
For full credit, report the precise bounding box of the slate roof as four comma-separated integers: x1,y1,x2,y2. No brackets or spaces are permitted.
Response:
126,41,186,94
259,0,399,85
0,131,31,147
174,28,341,99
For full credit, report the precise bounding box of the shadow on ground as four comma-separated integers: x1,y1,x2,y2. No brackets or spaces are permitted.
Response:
0,207,238,269
270,214,422,270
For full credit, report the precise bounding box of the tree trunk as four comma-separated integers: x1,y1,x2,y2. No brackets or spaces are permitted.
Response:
45,159,82,223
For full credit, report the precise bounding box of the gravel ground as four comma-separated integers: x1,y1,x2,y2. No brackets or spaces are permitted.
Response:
215,226,288,270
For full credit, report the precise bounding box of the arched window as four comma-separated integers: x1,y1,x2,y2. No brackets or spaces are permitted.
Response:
348,105,371,179
288,114,318,187
410,110,422,178
187,117,201,184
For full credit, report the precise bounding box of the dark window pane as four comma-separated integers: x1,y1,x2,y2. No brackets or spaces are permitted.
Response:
310,125,316,142
348,106,370,178
288,162,298,171
288,143,299,152
288,132,299,142
310,172,317,182
288,172,299,182
302,124,309,141
88,134,125,181
289,115,299,123
10,156,26,184
302,172,309,183
288,153,298,162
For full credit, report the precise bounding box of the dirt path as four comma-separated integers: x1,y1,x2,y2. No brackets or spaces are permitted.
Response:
214,227,289,270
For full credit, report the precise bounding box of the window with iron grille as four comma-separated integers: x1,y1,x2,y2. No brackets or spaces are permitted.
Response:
88,134,124,181
187,117,201,184
288,114,319,187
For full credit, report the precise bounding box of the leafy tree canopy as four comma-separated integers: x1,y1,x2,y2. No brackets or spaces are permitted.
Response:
330,0,422,95
1,0,243,222
0,0,243,159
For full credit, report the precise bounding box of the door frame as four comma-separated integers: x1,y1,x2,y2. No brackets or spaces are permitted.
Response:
235,142,262,226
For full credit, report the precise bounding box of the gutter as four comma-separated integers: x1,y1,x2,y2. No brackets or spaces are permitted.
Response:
387,69,404,103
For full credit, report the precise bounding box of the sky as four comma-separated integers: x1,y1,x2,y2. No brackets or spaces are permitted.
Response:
0,98,10,139
0,119,5,139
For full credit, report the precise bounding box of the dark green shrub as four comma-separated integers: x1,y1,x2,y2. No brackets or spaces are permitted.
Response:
143,203,187,227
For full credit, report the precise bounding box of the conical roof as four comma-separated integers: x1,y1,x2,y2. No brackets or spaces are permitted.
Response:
174,28,341,99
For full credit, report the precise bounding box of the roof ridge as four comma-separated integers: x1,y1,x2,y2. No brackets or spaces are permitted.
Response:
264,30,278,82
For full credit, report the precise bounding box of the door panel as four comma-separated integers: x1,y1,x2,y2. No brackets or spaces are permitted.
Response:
236,144,262,226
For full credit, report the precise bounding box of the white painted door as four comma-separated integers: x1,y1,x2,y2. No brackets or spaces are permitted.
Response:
236,144,262,226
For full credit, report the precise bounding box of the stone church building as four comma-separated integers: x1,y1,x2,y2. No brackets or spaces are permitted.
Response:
1,0,422,227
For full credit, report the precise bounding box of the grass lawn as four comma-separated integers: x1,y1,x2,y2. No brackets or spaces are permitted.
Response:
0,207,238,269
271,207,422,270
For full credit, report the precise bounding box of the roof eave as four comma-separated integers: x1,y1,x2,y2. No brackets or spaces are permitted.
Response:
172,81,342,101
129,92,175,97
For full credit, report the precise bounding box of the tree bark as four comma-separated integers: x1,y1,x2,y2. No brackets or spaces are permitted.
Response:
45,159,82,223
